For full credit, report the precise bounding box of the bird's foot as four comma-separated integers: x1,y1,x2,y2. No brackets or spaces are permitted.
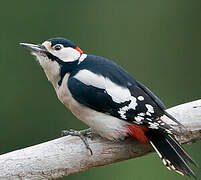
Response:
61,128,94,155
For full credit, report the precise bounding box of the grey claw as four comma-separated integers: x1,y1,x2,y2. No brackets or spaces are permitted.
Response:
60,128,93,155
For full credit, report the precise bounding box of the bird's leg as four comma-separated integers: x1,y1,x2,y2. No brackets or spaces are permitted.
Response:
61,128,94,155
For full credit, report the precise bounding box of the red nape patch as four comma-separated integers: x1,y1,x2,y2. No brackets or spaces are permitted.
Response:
75,46,83,54
126,124,149,143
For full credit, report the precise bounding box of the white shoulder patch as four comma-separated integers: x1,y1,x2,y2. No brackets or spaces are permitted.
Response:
74,69,105,89
74,69,131,103
104,78,131,103
74,69,140,120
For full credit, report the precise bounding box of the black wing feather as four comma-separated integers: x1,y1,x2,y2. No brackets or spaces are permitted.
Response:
67,55,196,178
68,55,181,132
137,80,184,127
68,77,129,119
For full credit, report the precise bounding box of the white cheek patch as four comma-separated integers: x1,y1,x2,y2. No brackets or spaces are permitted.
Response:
49,47,80,62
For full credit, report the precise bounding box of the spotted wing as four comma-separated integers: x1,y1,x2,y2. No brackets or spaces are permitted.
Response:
68,55,178,133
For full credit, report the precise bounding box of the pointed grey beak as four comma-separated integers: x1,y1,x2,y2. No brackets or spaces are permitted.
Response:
19,43,47,54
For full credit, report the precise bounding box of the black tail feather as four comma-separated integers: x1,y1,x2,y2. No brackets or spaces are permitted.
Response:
165,138,196,178
146,130,198,179
168,135,199,168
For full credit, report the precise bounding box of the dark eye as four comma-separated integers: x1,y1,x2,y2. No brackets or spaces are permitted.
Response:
54,45,62,51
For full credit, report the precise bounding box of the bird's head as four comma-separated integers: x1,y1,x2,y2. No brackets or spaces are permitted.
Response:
20,38,84,87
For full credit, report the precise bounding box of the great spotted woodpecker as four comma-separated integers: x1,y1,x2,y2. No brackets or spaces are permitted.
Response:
20,37,198,178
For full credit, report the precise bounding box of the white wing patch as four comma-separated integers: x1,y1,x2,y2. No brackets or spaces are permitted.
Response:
134,115,144,123
145,104,154,113
73,69,170,131
145,104,155,117
74,69,132,103
118,97,138,119
74,69,105,89
148,122,159,129
74,70,173,132
105,79,131,103
138,96,144,101
74,69,138,119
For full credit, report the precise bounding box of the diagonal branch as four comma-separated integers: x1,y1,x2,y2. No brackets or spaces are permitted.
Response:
0,100,201,180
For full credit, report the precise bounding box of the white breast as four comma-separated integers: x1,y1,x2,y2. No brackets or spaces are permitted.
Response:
55,74,129,140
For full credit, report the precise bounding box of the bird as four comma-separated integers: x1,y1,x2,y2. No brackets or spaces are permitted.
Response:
20,37,198,178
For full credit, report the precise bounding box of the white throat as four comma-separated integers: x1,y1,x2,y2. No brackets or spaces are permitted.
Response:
34,54,61,89
33,53,87,89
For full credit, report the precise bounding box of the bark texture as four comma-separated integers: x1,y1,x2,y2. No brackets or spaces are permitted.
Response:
0,100,201,179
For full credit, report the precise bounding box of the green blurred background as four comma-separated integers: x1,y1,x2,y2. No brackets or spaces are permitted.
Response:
0,0,201,179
